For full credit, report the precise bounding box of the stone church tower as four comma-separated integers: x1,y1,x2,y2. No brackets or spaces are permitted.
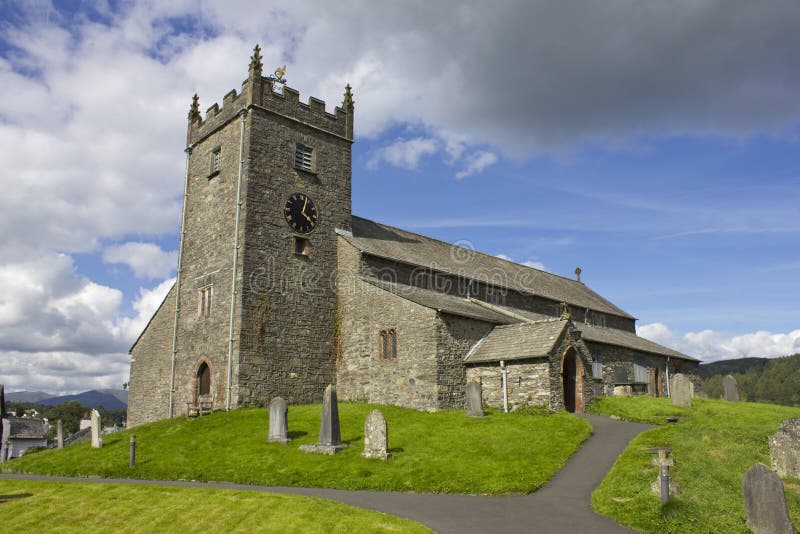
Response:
128,46,354,426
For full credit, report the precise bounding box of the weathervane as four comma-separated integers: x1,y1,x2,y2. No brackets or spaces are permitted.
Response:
268,64,287,85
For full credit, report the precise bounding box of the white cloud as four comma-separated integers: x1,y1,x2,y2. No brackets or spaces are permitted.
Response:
367,137,439,170
456,151,498,179
637,322,800,362
103,242,177,279
495,254,547,272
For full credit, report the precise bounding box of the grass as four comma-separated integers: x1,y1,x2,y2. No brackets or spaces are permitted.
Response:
0,479,432,533
3,403,591,495
589,397,800,533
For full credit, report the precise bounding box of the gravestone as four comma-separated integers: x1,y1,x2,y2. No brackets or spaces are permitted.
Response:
770,418,800,478
362,409,389,460
56,420,64,449
723,374,740,402
90,409,103,449
743,463,795,534
299,385,348,455
268,397,291,443
465,379,484,417
670,373,693,407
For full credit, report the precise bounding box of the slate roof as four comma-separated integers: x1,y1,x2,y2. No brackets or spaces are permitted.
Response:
363,278,517,324
4,416,47,438
573,323,698,361
465,320,567,363
344,216,635,319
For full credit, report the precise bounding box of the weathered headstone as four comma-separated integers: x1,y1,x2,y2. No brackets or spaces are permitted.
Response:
770,418,800,478
299,385,348,455
268,397,291,443
670,373,693,407
723,374,740,402
56,420,64,449
465,379,484,417
90,409,103,449
362,409,389,460
743,463,795,534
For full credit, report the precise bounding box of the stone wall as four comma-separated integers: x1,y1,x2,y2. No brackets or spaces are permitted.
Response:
587,342,701,397
436,314,493,408
128,285,176,427
337,238,440,410
466,360,551,410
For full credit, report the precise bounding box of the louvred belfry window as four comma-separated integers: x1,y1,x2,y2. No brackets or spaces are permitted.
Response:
295,144,312,171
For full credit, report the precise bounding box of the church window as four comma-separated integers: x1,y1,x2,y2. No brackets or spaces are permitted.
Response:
592,361,603,379
379,328,397,361
633,363,648,384
294,236,310,256
592,313,607,327
198,285,213,318
295,144,313,172
197,362,211,396
434,275,449,292
212,148,221,172
486,286,506,305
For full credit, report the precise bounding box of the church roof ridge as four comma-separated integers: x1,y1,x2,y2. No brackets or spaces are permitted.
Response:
347,215,635,320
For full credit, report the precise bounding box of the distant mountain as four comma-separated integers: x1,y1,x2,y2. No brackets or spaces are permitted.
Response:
5,391,53,403
38,390,127,410
699,357,770,379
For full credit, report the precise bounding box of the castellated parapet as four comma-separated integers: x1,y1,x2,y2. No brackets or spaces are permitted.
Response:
188,77,353,146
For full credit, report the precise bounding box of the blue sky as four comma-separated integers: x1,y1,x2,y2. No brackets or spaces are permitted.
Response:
0,1,798,393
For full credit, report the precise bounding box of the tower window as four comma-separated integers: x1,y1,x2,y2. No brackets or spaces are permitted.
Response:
486,286,506,305
293,236,310,256
294,144,313,172
379,328,397,361
210,147,221,177
198,285,213,318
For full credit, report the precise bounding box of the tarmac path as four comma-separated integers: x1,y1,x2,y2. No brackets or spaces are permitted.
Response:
1,413,653,533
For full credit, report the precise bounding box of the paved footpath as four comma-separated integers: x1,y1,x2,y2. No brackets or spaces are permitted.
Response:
1,413,652,533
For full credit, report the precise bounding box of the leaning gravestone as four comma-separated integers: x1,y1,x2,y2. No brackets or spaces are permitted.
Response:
465,379,484,417
743,463,795,534
90,409,103,449
362,409,389,460
299,384,348,455
268,397,291,443
723,374,740,402
56,420,64,449
670,373,693,408
770,418,800,478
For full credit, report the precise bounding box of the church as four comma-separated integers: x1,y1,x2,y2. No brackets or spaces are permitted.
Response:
127,46,700,427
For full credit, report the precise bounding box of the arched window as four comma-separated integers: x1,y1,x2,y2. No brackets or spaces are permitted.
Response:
197,362,211,396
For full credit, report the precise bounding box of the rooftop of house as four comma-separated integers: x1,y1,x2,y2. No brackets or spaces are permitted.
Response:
342,216,635,320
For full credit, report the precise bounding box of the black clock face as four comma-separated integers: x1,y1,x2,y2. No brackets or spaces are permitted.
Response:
283,192,318,233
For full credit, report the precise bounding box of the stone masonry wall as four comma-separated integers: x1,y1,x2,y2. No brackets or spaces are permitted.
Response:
436,313,493,409
337,238,440,410
466,360,551,410
128,285,176,427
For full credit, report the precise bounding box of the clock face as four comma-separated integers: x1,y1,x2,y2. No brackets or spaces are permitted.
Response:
283,192,318,233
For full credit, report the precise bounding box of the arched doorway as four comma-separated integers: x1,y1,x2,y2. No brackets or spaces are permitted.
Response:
197,361,211,397
562,349,584,413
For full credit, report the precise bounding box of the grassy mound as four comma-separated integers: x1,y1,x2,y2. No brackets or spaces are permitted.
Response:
0,479,432,533
590,397,800,533
3,403,591,495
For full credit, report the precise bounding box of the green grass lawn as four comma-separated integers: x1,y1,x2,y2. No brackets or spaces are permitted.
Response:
590,397,800,533
2,403,591,495
0,479,431,533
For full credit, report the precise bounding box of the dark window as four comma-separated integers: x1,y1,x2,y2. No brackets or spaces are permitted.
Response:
295,144,312,171
198,362,211,396
198,286,213,318
486,286,506,305
379,328,398,361
294,236,309,256
212,149,221,173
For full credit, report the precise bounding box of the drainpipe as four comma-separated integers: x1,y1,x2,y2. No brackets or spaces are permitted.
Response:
226,108,247,411
169,145,193,419
665,357,671,398
500,360,509,413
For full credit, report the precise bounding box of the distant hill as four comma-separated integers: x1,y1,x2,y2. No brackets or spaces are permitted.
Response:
38,390,127,410
6,389,128,410
701,354,800,406
5,391,53,403
699,357,770,379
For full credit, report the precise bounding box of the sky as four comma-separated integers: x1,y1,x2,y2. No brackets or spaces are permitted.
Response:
0,0,798,394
